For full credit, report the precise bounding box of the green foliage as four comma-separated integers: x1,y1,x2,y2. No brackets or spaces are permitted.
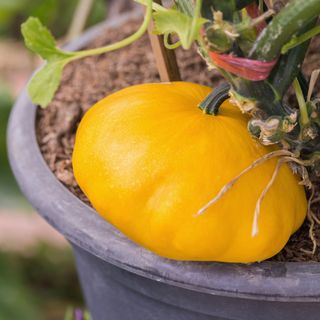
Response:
0,245,83,320
0,252,39,320
22,1,153,108
65,307,91,320
29,61,70,108
0,83,31,208
153,8,207,49
281,25,320,55
137,0,207,49
19,245,83,303
21,17,72,60
0,83,12,171
21,17,74,107
250,0,320,60
0,0,106,39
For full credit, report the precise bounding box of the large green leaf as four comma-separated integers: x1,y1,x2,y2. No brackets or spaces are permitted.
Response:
21,17,74,107
21,17,72,61
28,60,68,108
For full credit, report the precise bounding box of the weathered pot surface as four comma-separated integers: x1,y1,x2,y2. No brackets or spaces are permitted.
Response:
7,12,320,320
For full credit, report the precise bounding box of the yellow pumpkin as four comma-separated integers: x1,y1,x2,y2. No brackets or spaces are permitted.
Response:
72,82,307,263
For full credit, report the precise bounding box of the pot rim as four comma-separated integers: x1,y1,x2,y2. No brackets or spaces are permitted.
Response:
8,11,320,303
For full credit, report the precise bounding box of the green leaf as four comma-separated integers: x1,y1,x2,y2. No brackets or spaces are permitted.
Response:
28,60,68,108
21,0,153,108
153,8,207,49
21,17,74,107
21,16,71,61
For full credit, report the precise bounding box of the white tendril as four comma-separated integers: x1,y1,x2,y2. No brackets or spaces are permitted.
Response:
195,150,294,217
252,158,284,237
195,149,317,239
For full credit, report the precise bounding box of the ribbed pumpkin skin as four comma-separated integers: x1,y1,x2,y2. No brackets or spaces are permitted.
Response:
72,82,307,263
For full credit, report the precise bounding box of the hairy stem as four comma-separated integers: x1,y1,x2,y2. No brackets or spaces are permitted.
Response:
250,0,320,60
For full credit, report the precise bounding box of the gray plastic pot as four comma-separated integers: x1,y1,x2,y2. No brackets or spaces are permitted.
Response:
7,13,320,320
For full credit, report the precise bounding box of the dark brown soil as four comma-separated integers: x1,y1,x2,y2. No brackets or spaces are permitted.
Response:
37,18,320,262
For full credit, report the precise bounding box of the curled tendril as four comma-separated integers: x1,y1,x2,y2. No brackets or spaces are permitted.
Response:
163,33,181,49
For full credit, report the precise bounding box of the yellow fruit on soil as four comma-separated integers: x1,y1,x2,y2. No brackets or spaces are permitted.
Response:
72,82,307,263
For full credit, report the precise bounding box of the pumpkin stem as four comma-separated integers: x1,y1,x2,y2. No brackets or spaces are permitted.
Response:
198,82,230,115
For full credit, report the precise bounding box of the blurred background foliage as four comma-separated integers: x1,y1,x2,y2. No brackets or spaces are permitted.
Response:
0,246,83,320
0,0,108,318
0,0,106,39
0,81,29,208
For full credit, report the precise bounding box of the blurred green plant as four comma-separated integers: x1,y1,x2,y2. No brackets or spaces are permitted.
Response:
64,307,91,320
0,82,31,208
0,82,13,178
0,250,39,320
0,244,83,320
0,0,106,39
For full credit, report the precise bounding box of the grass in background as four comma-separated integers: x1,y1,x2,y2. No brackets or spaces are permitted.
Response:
0,82,32,209
0,0,106,39
0,85,84,318
0,244,83,320
0,1,108,317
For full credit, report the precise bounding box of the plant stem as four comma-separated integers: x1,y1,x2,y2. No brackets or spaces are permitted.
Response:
307,69,320,102
293,78,309,126
66,0,94,42
136,0,165,11
235,79,287,116
174,0,194,16
198,82,231,114
269,20,314,99
258,0,264,13
188,0,203,47
281,25,320,54
147,0,181,82
250,0,320,60
71,0,153,59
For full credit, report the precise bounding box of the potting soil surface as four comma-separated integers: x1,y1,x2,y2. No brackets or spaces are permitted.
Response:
36,19,320,262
